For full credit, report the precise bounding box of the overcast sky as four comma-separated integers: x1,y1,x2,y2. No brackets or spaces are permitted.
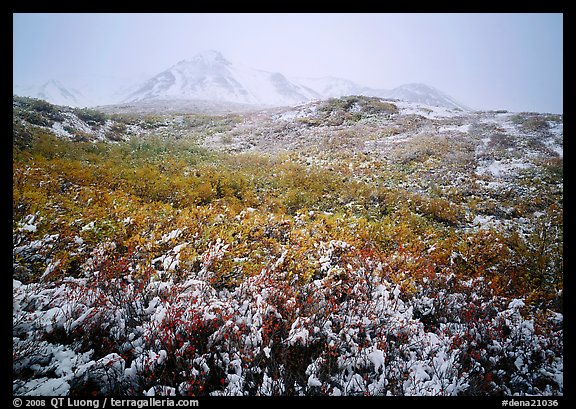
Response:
13,13,563,113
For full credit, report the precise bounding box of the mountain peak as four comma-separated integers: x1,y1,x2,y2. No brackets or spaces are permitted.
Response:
15,50,470,110
394,83,438,93
185,50,231,66
389,83,469,111
14,79,85,107
124,50,319,106
43,79,63,87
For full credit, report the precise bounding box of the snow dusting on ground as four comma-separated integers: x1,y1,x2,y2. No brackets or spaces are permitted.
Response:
13,94,563,396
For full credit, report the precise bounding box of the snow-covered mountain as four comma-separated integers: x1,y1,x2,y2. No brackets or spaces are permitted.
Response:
384,83,469,111
14,51,470,111
124,51,468,111
292,77,469,111
123,50,320,107
13,75,150,108
293,76,367,99
13,80,87,108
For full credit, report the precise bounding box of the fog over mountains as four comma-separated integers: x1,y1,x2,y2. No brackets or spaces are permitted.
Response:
123,50,321,107
13,50,470,111
13,80,86,108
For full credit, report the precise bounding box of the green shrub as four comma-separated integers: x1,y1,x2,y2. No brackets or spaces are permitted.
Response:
512,114,550,133
75,108,107,126
106,122,128,141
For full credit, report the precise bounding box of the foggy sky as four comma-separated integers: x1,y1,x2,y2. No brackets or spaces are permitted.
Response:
13,13,563,114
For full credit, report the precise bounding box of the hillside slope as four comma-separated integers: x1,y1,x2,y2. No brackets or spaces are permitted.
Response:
13,95,563,397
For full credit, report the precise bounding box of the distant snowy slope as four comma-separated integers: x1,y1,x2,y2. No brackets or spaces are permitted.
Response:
13,76,146,108
13,51,471,111
124,50,320,106
385,83,469,111
292,76,367,98
13,80,87,107
292,77,469,111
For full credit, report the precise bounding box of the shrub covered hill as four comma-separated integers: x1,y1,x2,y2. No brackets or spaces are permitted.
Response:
13,95,563,396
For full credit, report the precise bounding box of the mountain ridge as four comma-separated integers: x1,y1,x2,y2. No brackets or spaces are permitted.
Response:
14,50,469,111
123,50,321,107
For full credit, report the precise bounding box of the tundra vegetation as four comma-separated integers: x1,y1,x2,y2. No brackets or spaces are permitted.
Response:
13,96,562,396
